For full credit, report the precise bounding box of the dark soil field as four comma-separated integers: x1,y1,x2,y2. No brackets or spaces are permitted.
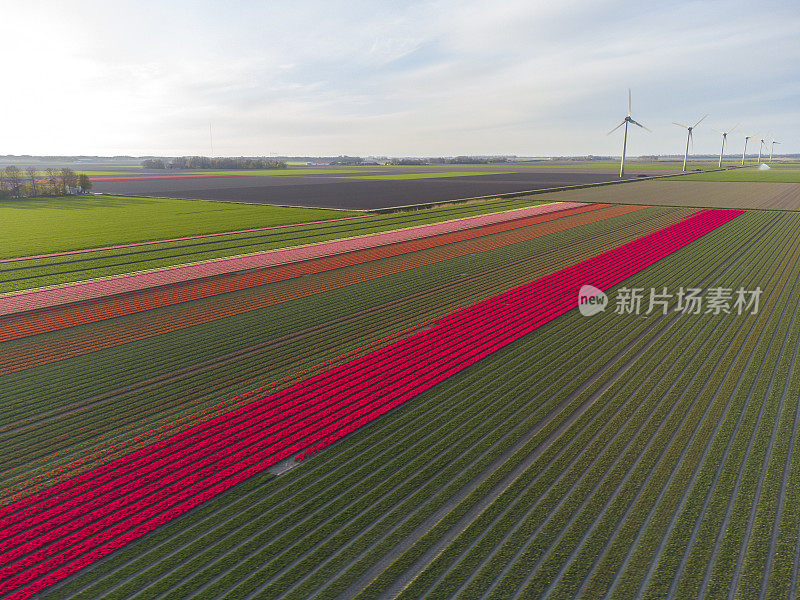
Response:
90,168,671,210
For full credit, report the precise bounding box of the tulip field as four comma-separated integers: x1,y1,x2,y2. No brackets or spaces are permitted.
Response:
2,194,800,600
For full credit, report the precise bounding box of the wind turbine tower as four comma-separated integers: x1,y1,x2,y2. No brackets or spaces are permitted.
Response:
712,124,738,168
757,135,766,164
608,89,650,178
741,135,753,166
770,139,780,163
673,115,707,171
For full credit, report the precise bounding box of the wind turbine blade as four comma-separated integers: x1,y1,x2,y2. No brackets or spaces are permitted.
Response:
689,130,694,151
628,89,632,116
607,120,626,135
631,119,651,132
729,123,739,134
711,128,723,135
673,122,689,128
693,114,708,128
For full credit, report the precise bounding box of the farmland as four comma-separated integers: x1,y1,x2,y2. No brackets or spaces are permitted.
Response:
2,185,800,600
86,163,678,210
0,196,357,258
672,167,800,183
518,179,800,211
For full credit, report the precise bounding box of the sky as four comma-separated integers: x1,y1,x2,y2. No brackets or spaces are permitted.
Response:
1,0,797,157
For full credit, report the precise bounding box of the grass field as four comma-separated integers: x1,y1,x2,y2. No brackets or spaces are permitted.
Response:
337,172,510,180
671,167,800,183
0,196,358,259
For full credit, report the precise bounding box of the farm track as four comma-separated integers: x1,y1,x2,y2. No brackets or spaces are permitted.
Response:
0,207,688,502
0,210,737,599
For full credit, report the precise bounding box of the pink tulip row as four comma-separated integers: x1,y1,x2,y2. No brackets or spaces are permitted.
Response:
0,208,743,600
0,202,581,316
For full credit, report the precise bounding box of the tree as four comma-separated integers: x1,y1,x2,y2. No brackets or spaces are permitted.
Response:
77,173,92,192
59,168,78,194
45,168,60,195
141,159,166,169
3,166,22,198
25,167,38,197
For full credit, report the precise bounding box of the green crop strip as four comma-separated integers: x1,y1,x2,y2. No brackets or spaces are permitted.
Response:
335,172,510,180
0,196,568,292
670,168,800,183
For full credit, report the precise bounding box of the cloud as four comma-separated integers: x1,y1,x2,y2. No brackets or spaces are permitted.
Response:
1,0,797,155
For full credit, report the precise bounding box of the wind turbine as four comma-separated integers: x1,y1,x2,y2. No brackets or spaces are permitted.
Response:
757,135,767,164
769,139,780,163
673,115,707,171
608,89,650,178
741,134,753,166
712,124,738,168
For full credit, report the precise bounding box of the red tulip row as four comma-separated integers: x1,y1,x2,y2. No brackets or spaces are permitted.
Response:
0,209,743,600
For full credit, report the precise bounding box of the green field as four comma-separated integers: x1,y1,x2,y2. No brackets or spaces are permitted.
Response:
0,195,359,259
0,196,572,293
338,171,510,180
671,168,800,183
15,168,387,177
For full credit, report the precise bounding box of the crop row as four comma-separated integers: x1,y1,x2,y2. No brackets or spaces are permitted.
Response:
0,209,739,599
3,207,700,520
0,194,572,293
35,211,770,600
0,206,696,482
362,211,786,600
0,207,687,499
0,204,610,342
0,201,587,317
0,204,626,365
0,205,676,402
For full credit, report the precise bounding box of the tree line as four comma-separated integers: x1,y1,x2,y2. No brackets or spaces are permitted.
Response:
142,157,287,169
0,167,92,199
389,156,513,165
